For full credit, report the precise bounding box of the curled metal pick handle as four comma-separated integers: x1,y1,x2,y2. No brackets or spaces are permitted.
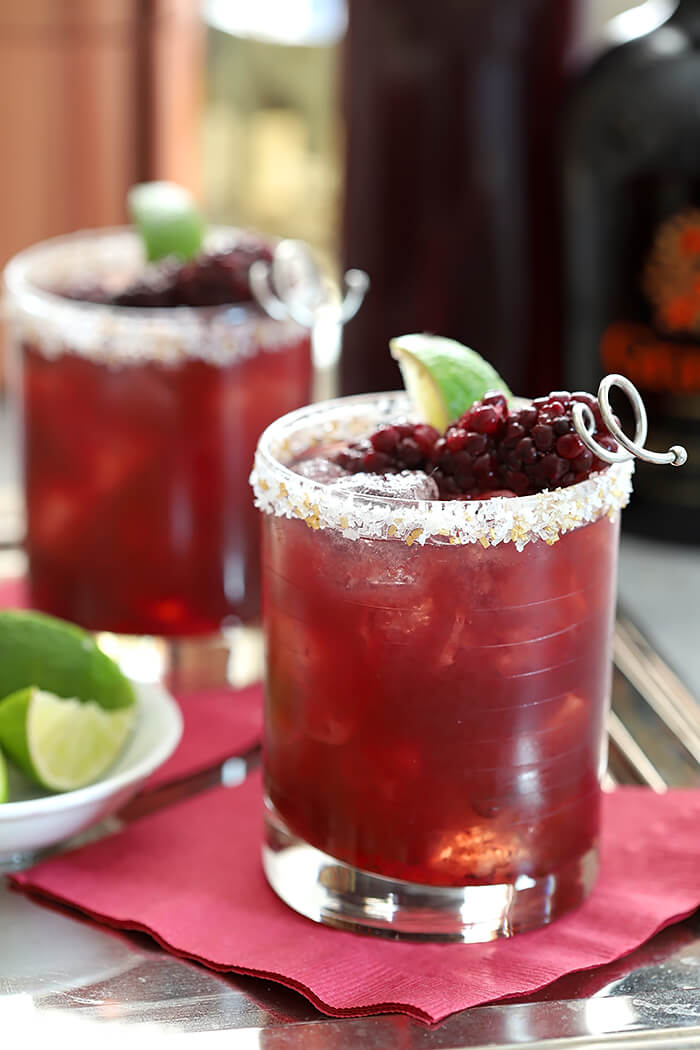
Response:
571,374,687,467
249,239,369,328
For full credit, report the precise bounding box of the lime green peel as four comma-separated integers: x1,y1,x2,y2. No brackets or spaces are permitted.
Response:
390,333,512,430
127,181,205,263
0,686,135,793
0,748,7,803
0,609,135,711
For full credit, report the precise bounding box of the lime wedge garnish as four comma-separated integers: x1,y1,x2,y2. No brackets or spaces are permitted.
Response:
0,610,136,711
0,686,135,792
127,181,205,262
390,334,512,430
0,749,7,803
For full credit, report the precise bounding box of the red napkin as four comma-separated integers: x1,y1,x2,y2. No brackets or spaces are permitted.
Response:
0,575,264,788
12,773,700,1024
144,683,262,791
0,576,29,608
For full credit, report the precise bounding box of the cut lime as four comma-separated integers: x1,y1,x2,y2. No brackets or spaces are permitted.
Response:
128,181,205,262
0,610,135,711
390,333,512,430
0,748,7,803
0,686,136,792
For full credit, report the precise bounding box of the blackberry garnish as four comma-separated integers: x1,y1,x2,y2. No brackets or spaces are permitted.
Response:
332,391,617,499
67,240,274,309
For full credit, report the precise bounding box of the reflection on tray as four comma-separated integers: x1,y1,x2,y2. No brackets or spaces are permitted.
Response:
610,611,700,789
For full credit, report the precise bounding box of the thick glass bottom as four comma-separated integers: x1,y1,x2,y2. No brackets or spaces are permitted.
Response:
263,802,599,942
95,623,264,693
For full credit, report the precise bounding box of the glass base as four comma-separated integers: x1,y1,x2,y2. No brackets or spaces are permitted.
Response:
263,803,599,942
96,623,264,693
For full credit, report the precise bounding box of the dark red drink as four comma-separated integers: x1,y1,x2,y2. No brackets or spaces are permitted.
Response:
264,513,617,887
6,229,312,635
252,392,632,938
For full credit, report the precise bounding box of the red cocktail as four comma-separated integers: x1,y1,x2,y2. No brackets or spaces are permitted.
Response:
5,229,311,636
252,392,633,939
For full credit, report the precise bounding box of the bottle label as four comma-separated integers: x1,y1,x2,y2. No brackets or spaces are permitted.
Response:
598,206,699,528
601,207,700,393
601,322,700,394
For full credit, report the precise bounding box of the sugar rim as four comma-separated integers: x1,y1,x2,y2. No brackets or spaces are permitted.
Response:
250,392,634,549
3,226,307,367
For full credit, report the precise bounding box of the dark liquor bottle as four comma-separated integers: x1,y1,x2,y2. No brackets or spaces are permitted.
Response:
564,0,700,542
339,0,583,399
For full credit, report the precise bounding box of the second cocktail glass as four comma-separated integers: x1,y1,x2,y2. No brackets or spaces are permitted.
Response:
4,228,312,642
252,392,634,940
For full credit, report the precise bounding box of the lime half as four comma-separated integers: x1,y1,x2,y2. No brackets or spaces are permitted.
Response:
0,610,135,712
0,749,7,803
128,181,205,262
0,686,136,792
390,333,512,430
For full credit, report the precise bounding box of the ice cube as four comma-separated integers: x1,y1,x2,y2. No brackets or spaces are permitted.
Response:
543,691,591,755
293,457,349,483
335,470,439,500
365,595,437,646
28,482,85,555
436,609,469,668
267,609,360,746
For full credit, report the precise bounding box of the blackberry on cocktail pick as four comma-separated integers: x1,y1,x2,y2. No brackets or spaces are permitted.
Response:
109,242,274,308
332,390,621,498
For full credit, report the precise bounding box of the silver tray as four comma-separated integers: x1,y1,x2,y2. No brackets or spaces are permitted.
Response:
1,483,699,1047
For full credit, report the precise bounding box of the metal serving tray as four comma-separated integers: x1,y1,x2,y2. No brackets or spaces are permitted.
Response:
1,483,698,1047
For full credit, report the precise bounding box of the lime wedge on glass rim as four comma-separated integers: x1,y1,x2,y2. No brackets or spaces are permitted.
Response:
390,333,512,430
127,180,205,262
0,686,135,793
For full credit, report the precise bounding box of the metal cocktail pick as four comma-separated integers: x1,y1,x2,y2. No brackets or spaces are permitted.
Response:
249,239,369,328
571,374,687,467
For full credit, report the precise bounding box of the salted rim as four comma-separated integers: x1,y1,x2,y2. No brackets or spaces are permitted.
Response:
250,392,634,549
3,226,307,367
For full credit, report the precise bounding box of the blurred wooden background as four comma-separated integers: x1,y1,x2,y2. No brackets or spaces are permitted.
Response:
0,0,648,396
0,0,203,387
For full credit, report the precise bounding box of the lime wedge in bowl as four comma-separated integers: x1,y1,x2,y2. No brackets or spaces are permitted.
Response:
127,180,205,262
390,333,512,430
0,680,182,863
0,610,135,712
0,686,136,793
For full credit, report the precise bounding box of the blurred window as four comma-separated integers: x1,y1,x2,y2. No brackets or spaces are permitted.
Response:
201,0,347,271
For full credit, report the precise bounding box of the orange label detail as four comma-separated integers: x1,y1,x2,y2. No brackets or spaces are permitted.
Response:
644,208,700,338
601,322,700,394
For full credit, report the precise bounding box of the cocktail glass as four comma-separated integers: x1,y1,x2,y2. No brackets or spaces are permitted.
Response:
251,391,634,940
4,229,312,684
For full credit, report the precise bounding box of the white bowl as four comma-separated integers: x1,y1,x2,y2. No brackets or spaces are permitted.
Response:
0,681,183,863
